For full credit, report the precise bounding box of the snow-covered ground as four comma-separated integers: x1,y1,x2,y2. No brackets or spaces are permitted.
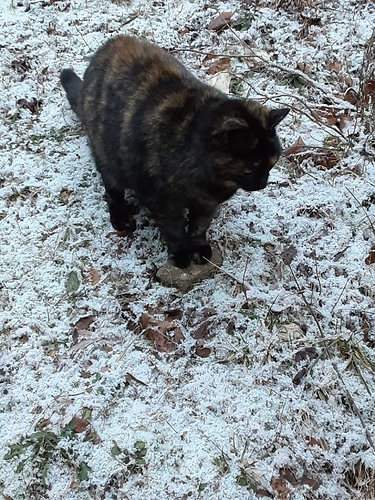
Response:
1,0,375,498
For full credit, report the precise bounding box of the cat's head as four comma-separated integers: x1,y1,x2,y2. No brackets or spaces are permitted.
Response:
211,101,289,193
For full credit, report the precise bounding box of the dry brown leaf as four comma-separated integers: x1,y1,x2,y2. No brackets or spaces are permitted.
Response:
202,53,217,65
11,58,31,77
311,106,353,132
256,489,273,498
270,476,291,500
281,467,297,485
327,61,341,73
300,473,320,490
207,12,233,31
294,347,318,363
125,372,148,386
305,435,322,447
74,315,95,330
365,246,375,265
344,88,358,105
195,346,211,358
293,367,308,385
206,57,231,75
71,416,89,433
88,265,100,286
297,61,312,73
363,79,375,105
140,313,185,353
284,136,306,156
60,189,73,205
17,97,42,113
192,320,211,339
207,72,231,94
362,318,374,348
281,245,297,265
165,308,183,320
284,136,340,169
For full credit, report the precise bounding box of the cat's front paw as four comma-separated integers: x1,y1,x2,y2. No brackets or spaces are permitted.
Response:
192,244,212,264
173,249,192,269
109,213,135,233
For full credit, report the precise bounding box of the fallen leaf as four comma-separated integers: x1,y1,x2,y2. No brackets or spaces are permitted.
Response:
165,308,183,320
71,416,89,433
284,136,307,156
206,57,231,75
11,58,31,80
294,346,318,363
88,265,100,286
300,473,320,490
74,315,95,330
343,87,358,105
140,313,185,353
281,467,297,485
311,106,353,132
293,367,308,385
305,436,322,447
270,476,291,500
60,189,73,205
281,245,297,265
363,79,375,105
284,136,340,169
297,62,312,73
327,61,341,73
207,12,233,31
241,46,270,67
127,319,140,332
66,271,80,293
256,489,273,498
125,372,148,387
156,246,222,292
365,245,375,265
17,97,42,114
333,249,345,261
278,323,305,341
362,318,374,348
195,346,211,358
192,320,211,339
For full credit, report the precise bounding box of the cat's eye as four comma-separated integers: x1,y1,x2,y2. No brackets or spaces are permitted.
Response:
245,167,254,174
245,161,260,173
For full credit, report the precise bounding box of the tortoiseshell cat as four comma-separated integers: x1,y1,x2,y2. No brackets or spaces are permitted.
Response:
61,35,289,268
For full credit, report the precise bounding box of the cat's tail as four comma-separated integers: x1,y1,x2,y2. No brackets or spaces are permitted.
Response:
60,69,84,122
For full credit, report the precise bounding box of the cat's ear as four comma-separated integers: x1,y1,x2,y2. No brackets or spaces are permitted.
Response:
269,108,289,129
216,117,258,149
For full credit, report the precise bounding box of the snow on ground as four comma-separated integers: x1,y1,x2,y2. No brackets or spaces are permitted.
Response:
1,0,375,498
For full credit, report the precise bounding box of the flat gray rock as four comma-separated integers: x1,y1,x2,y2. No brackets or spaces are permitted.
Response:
156,247,223,292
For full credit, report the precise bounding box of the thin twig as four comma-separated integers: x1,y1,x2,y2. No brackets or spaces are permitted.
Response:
288,264,375,452
203,256,248,289
330,279,349,314
346,187,375,236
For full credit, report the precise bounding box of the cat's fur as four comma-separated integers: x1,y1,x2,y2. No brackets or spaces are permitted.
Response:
61,35,289,268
